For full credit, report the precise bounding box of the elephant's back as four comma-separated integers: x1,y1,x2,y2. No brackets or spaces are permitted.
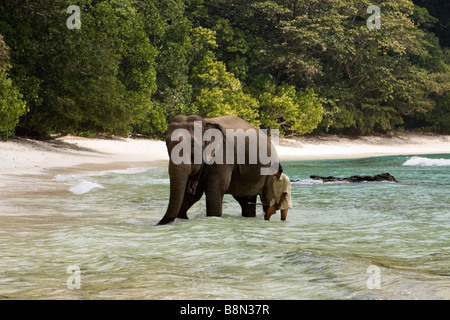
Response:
206,115,256,131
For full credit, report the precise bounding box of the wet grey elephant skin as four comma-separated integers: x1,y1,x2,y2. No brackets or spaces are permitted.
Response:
157,115,279,225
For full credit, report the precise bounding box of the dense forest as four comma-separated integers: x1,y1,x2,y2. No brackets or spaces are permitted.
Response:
0,0,449,139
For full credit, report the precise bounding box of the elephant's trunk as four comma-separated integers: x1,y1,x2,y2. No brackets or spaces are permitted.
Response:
157,163,190,225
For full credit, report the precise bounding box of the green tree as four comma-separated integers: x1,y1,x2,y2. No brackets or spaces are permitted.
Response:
413,0,449,47
0,0,157,136
1,0,446,138
189,0,448,135
190,27,260,126
257,81,322,135
137,0,194,134
0,35,26,139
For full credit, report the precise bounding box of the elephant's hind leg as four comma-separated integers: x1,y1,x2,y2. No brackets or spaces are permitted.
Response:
233,195,257,217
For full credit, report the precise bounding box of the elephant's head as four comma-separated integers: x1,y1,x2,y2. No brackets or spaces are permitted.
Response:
157,115,210,225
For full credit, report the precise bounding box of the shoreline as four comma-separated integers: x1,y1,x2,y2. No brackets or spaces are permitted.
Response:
277,132,450,161
1,132,450,177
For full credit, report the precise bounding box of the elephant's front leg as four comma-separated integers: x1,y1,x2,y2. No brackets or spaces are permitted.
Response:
205,190,224,217
204,166,232,217
178,189,203,219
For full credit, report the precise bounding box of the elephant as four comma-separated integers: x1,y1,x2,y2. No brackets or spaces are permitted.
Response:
157,115,280,225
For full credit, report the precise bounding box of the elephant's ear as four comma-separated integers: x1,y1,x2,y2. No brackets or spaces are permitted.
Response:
203,120,224,136
203,119,226,164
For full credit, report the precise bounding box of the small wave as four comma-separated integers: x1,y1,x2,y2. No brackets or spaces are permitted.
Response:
107,168,150,175
55,172,103,181
402,156,450,167
55,167,150,181
70,179,104,195
292,179,353,185
292,179,324,185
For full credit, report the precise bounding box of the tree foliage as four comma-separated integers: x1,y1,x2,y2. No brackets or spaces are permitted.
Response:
0,0,448,137
0,35,26,139
1,0,157,136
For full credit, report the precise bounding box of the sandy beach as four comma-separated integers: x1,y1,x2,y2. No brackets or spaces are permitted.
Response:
1,132,450,176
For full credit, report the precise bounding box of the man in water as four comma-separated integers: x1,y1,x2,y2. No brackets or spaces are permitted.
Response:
265,164,292,221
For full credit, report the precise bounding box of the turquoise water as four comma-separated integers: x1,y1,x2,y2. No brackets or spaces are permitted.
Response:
0,154,449,299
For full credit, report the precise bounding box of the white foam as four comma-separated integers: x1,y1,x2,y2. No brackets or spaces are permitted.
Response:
147,178,170,185
402,156,450,167
55,167,150,181
70,179,104,195
292,178,353,185
55,172,105,181
292,179,324,185
107,168,149,175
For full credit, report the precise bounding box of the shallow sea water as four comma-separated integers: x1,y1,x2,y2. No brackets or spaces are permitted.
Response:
0,155,449,299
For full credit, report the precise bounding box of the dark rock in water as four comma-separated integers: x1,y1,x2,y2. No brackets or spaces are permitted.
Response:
310,172,397,183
